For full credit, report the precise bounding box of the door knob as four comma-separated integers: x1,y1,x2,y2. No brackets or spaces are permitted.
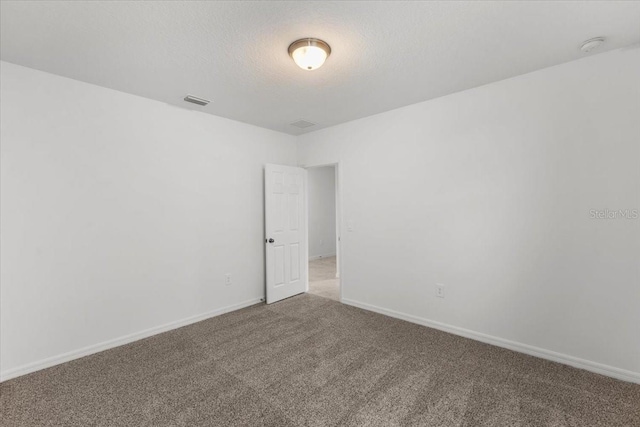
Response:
267,238,275,243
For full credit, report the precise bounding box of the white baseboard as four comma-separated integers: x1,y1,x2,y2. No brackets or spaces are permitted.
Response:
0,297,263,383
309,253,336,261
342,298,640,384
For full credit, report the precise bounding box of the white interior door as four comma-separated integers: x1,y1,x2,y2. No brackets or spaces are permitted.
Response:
265,164,308,304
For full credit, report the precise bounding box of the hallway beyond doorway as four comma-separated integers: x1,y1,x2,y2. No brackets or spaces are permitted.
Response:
308,256,340,301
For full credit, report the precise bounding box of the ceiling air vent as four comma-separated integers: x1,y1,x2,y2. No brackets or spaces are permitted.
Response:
289,119,316,129
183,94,210,106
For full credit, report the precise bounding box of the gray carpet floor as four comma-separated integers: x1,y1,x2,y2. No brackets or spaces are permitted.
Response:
1,293,639,426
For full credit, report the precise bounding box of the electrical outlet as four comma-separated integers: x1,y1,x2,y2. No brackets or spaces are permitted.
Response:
436,284,445,298
225,274,232,286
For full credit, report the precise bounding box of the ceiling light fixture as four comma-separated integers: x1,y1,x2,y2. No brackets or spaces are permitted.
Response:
580,37,605,53
288,38,331,71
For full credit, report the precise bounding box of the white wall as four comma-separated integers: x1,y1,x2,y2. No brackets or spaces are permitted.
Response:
297,47,640,380
3,46,639,383
307,166,337,259
0,61,297,379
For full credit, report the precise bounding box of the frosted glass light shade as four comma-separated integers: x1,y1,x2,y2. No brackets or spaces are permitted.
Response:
288,38,331,71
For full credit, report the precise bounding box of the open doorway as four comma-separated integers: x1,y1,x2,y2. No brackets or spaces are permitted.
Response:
306,164,340,301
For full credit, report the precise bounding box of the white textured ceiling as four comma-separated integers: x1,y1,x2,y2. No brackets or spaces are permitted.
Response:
2,1,639,135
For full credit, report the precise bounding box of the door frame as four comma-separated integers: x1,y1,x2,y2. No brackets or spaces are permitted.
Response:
303,162,343,302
